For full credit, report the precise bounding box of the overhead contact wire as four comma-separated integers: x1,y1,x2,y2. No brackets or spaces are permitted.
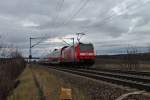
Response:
53,0,65,26
62,0,90,26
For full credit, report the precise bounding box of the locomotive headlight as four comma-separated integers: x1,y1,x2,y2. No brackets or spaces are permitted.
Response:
88,53,94,56
80,53,94,56
80,53,86,56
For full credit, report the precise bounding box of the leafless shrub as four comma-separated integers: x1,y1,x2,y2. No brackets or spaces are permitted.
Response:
0,45,26,100
124,47,140,71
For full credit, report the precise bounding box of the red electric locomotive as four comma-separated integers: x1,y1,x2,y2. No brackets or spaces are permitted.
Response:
43,42,96,67
61,43,96,66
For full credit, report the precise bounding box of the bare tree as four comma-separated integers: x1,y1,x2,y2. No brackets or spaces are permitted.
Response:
0,44,23,59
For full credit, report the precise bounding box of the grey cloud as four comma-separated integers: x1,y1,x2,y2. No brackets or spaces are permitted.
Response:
0,0,150,56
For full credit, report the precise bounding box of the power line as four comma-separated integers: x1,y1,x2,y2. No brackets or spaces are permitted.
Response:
36,0,88,46
37,0,64,44
83,2,139,33
62,0,90,26
53,0,65,26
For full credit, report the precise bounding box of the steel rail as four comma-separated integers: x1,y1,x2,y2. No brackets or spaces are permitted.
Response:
89,68,150,76
49,67,150,92
77,69,150,83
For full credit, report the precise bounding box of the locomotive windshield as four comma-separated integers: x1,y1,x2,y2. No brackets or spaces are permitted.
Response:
80,44,94,51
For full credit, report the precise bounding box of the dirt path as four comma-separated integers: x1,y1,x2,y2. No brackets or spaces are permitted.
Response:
30,67,46,100
7,65,39,100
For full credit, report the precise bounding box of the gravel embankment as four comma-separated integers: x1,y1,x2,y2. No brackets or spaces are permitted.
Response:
43,66,150,100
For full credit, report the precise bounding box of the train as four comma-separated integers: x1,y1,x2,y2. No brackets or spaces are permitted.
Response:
39,42,96,67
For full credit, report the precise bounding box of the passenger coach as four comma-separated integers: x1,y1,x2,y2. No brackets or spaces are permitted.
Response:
40,42,96,67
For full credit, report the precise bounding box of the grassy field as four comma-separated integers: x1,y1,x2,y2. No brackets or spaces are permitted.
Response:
8,64,89,100
93,58,150,71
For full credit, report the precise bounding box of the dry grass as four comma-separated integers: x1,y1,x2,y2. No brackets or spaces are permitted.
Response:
32,65,88,100
94,58,150,71
7,65,39,100
8,64,88,100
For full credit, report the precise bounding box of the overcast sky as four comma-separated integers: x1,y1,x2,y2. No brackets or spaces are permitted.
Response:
0,0,150,57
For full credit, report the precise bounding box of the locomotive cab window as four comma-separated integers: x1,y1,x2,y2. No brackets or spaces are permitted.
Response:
80,44,94,51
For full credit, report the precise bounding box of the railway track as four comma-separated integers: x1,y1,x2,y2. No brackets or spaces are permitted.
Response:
89,68,150,76
49,66,150,92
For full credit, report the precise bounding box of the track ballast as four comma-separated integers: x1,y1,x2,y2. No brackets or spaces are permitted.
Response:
48,66,150,92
